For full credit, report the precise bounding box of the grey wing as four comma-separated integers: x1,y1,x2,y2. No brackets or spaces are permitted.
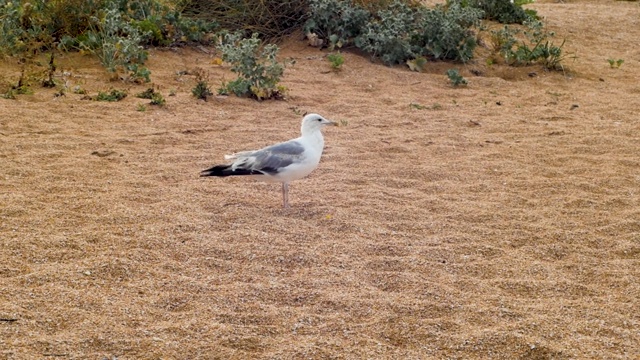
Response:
233,140,305,175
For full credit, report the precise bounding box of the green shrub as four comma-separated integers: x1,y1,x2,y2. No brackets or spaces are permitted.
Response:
491,19,569,69
150,92,165,105
56,1,152,81
218,32,285,100
136,87,155,99
446,68,467,86
355,1,417,64
327,52,345,69
415,2,482,62
306,0,482,65
191,68,213,100
95,88,127,101
304,0,371,49
465,0,530,24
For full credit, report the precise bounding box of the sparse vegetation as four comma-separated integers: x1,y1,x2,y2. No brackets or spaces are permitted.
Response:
608,58,624,68
0,0,570,101
136,87,165,105
0,0,219,85
491,19,570,70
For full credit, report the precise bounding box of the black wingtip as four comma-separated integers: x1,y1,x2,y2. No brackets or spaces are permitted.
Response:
200,165,229,177
200,165,262,177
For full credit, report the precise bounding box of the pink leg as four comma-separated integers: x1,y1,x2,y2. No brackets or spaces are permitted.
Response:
282,182,289,208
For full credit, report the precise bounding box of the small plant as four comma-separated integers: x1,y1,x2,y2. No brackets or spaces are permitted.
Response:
327,52,345,70
218,32,286,100
150,92,165,106
95,89,127,102
137,104,147,111
607,58,624,69
446,69,468,86
192,68,213,100
136,87,156,99
169,88,177,96
491,19,571,70
42,52,57,88
136,87,165,105
73,86,87,95
407,57,428,72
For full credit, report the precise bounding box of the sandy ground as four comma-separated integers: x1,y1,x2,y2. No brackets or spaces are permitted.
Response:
1,0,640,358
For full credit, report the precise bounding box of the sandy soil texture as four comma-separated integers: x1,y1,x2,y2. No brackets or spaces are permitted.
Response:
1,0,639,358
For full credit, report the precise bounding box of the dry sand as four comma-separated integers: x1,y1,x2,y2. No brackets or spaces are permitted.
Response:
1,0,639,358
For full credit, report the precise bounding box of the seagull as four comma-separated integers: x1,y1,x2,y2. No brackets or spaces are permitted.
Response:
200,113,336,208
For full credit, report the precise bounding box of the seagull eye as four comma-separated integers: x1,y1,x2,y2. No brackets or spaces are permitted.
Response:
317,118,322,122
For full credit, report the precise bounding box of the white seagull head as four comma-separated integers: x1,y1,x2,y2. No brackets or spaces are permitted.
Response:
300,113,336,136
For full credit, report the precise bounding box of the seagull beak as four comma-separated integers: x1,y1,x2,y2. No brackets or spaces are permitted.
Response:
326,120,338,126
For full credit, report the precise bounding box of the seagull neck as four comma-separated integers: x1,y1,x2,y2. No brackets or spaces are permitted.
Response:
302,129,324,149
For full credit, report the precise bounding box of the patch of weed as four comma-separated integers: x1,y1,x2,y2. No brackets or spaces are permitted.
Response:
95,88,127,102
607,58,624,68
446,69,468,86
192,68,212,100
327,52,345,70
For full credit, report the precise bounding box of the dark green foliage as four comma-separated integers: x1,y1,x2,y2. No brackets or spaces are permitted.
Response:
191,68,212,100
150,92,165,105
355,1,417,64
136,87,156,99
415,2,482,62
465,0,530,24
192,81,212,100
95,88,128,101
446,68,467,86
306,0,482,64
304,0,371,49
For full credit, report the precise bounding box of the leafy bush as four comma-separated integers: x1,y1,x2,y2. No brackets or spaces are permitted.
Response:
305,0,371,49
76,2,151,81
465,0,530,24
415,2,483,62
218,32,285,100
306,0,482,65
446,68,467,86
354,1,417,64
